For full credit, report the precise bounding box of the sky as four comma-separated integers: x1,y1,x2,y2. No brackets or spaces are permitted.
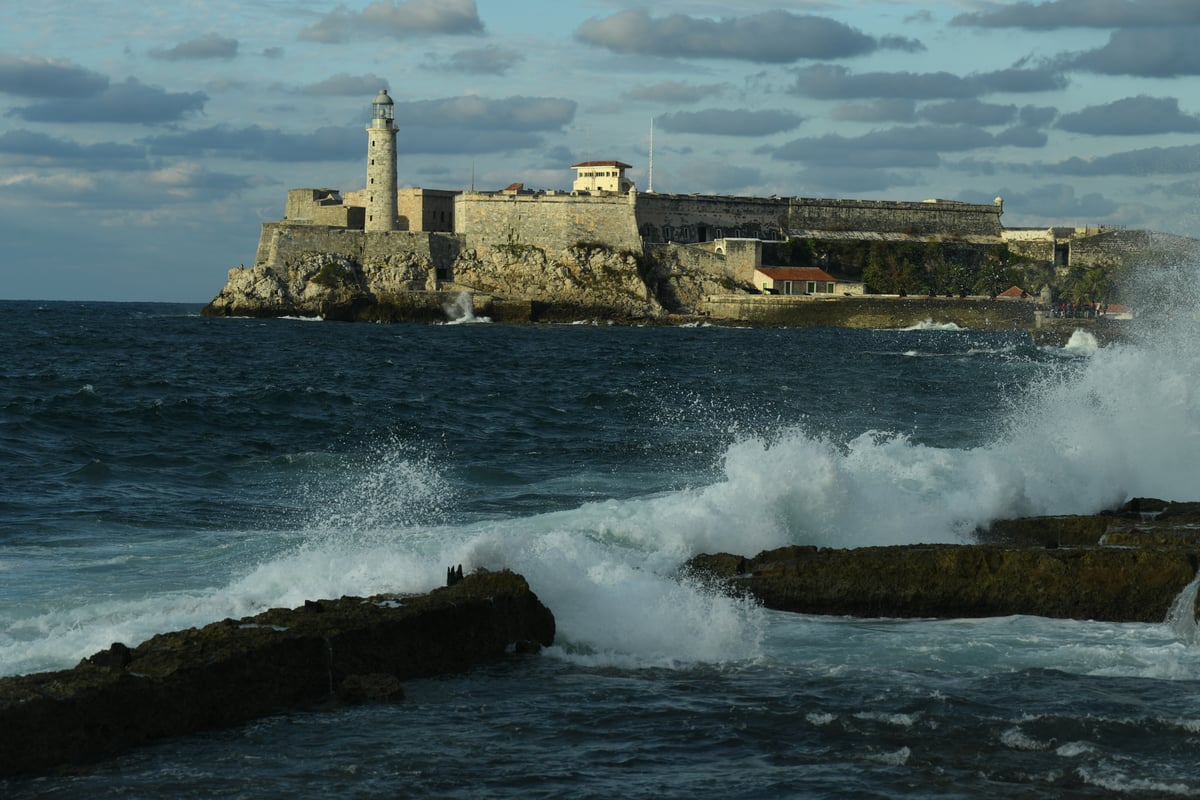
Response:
2,0,1200,302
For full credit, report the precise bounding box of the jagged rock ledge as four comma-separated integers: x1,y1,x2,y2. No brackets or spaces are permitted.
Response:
686,499,1200,623
0,570,554,777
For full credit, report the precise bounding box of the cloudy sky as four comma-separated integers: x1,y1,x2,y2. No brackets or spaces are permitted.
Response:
3,0,1200,302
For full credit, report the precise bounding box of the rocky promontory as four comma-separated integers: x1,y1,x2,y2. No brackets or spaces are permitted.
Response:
687,499,1200,622
0,570,554,777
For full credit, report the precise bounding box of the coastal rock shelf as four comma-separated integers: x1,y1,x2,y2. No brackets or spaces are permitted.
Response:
0,570,555,777
687,500,1200,623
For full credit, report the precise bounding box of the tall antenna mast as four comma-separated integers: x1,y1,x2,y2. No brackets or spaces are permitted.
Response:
648,117,654,193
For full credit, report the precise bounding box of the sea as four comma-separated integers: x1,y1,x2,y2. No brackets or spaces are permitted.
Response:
3,264,1200,797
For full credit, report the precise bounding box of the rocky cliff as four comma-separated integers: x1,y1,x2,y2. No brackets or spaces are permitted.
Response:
202,241,677,323
0,570,554,777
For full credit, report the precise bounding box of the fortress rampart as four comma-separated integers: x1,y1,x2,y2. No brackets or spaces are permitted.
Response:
448,190,1004,255
634,194,1003,244
453,190,643,253
255,222,460,271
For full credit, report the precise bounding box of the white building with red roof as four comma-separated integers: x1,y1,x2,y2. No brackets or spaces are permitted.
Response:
753,267,862,296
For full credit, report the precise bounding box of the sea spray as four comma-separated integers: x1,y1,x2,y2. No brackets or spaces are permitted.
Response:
442,291,491,324
1166,573,1200,646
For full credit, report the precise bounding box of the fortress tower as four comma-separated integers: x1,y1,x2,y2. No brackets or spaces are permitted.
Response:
365,89,398,232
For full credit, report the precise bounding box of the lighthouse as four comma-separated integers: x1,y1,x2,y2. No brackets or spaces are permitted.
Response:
365,88,398,232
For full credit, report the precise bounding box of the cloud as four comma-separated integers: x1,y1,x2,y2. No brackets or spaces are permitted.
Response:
7,77,207,124
0,55,109,98
142,124,359,162
831,99,917,123
994,126,1048,147
951,0,1200,30
423,46,524,75
788,64,1065,100
1056,95,1200,135
149,34,238,61
1020,105,1060,128
1067,28,1200,77
394,95,575,131
144,162,255,198
623,81,727,105
655,108,803,136
1041,143,1200,176
919,100,1017,126
0,129,147,169
300,73,390,97
769,124,1033,168
797,166,918,194
140,95,572,161
574,9,921,63
300,0,484,43
960,184,1119,222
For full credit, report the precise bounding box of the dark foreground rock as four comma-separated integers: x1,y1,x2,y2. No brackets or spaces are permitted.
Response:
0,570,554,777
687,499,1200,623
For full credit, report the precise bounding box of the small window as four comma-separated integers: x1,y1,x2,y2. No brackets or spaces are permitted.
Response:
806,281,816,293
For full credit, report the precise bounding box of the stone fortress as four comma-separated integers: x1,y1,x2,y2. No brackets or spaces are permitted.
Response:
204,89,1158,326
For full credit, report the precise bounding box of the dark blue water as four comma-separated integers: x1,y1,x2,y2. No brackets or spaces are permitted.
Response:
3,300,1200,797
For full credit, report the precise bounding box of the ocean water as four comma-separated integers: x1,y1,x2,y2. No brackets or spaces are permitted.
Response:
2,274,1200,797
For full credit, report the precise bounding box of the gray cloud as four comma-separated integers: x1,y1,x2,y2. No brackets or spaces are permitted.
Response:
8,78,206,123
994,126,1049,147
0,129,147,169
831,99,917,123
1068,28,1200,77
142,124,359,162
1041,143,1200,176
920,100,1017,126
788,64,1065,100
140,94,575,162
975,66,1070,93
0,55,109,98
574,9,921,64
1020,105,1060,128
798,166,918,194
300,0,484,44
149,34,238,61
961,184,1119,221
1057,95,1200,135
623,81,727,105
770,124,1040,168
952,0,1200,30
655,108,803,137
423,46,524,75
300,73,390,97
394,95,575,132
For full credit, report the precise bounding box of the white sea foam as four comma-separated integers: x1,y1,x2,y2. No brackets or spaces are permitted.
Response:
900,318,963,331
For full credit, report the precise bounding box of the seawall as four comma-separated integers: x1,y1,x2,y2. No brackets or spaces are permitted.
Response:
0,571,554,777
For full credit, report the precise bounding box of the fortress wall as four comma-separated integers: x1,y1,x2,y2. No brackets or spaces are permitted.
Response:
1005,239,1055,267
396,188,457,233
716,239,763,284
700,294,1037,328
790,198,1002,236
256,223,461,271
636,194,1003,243
1069,230,1152,268
637,194,789,243
455,192,642,253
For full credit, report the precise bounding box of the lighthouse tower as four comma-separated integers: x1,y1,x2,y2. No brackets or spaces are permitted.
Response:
365,89,398,232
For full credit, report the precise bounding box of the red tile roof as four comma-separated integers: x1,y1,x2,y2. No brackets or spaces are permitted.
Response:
998,285,1027,298
756,267,838,282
